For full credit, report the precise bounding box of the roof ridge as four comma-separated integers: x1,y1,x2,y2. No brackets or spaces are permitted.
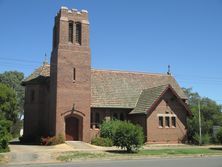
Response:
143,84,170,91
28,65,171,77
39,63,49,76
91,68,170,76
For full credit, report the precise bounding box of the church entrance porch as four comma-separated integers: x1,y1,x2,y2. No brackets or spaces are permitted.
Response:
65,116,79,141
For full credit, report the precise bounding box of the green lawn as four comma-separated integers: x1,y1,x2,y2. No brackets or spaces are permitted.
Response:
138,148,222,156
57,148,222,162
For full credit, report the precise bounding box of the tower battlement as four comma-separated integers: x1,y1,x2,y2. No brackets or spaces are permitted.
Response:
52,6,90,51
56,6,89,24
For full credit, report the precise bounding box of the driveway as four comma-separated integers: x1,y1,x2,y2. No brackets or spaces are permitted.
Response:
7,142,74,165
6,141,114,165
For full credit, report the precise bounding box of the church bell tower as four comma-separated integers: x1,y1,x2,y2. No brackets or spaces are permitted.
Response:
49,6,91,142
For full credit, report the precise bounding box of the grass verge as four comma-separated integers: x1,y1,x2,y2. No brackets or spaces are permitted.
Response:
57,152,107,161
57,148,222,162
138,148,222,156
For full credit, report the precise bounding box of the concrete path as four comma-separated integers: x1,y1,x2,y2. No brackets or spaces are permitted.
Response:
6,141,115,165
65,141,97,150
65,141,119,151
7,143,74,165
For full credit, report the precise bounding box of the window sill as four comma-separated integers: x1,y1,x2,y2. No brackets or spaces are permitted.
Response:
90,128,100,131
75,43,81,46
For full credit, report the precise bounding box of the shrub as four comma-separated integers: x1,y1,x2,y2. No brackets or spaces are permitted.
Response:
0,139,9,152
193,133,210,145
216,127,222,144
41,134,65,146
100,120,122,140
113,121,144,153
11,120,23,138
100,120,144,152
0,120,12,152
91,137,113,147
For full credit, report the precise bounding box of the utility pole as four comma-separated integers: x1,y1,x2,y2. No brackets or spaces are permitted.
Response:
198,100,202,145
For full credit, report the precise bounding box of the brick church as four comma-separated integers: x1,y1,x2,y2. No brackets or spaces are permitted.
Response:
22,7,191,143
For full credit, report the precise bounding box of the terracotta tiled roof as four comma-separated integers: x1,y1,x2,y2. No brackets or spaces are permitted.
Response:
91,69,187,108
130,85,169,114
22,62,50,83
23,66,187,108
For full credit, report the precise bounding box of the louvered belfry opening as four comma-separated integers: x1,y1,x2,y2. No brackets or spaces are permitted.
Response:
68,21,74,43
75,22,81,45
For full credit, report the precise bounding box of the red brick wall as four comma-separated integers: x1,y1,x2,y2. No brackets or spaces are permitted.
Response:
147,89,188,143
49,8,91,142
23,82,50,137
129,114,147,138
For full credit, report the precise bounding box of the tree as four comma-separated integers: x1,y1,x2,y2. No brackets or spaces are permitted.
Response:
183,88,222,144
0,83,18,122
0,71,24,119
216,127,222,144
0,120,12,152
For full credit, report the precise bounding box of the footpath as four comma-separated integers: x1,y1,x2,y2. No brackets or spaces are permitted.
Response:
4,141,118,165
1,142,222,166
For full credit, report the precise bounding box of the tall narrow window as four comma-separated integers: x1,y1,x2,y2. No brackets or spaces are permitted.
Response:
159,116,163,127
73,68,76,81
75,22,81,44
68,21,73,43
120,113,124,121
95,112,100,128
172,117,176,127
90,111,93,129
30,90,35,103
165,116,170,127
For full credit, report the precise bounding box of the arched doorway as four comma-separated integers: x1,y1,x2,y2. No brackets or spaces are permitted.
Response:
65,116,79,141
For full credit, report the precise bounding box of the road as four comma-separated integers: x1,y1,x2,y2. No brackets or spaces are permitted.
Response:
5,156,222,167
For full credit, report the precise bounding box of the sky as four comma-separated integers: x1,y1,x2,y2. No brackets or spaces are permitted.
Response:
0,0,222,105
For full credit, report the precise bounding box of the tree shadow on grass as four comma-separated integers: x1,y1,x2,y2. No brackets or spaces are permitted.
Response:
105,150,137,154
9,140,21,145
209,147,222,151
9,139,40,146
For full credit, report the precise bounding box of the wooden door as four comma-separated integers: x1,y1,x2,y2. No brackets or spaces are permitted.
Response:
65,117,79,141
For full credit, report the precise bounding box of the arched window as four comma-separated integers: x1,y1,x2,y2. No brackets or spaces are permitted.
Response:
68,21,73,43
75,22,81,44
